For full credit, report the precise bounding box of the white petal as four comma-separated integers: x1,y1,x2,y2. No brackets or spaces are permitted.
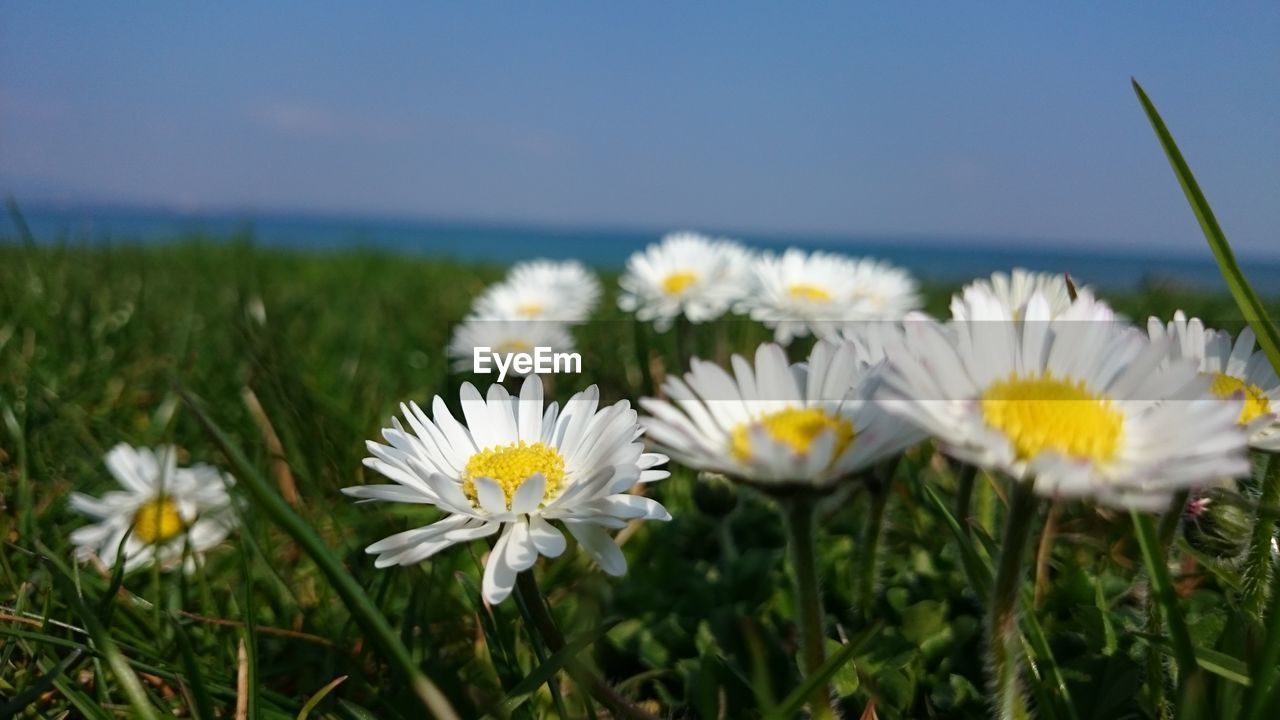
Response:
510,474,546,515
473,477,509,515
529,515,567,557
482,526,518,604
566,520,627,576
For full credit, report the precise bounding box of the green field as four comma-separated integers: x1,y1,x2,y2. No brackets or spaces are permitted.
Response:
2,235,1279,719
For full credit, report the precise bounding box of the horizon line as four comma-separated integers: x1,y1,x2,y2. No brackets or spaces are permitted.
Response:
6,195,1277,265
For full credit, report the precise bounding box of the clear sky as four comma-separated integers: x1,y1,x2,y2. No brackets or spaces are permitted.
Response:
2,2,1277,255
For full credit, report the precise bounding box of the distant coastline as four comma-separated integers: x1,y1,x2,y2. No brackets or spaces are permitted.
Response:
5,202,1278,292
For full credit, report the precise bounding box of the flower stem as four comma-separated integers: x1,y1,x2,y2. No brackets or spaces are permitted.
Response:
988,479,1038,720
856,479,891,618
954,463,977,537
513,571,658,720
783,495,837,720
1243,452,1280,619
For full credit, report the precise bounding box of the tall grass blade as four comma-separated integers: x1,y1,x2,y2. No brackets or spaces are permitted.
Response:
180,389,460,720
1131,79,1280,373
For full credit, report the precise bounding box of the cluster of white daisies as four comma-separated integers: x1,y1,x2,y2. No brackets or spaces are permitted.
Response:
446,259,602,374
67,245,1278,611
444,232,923,377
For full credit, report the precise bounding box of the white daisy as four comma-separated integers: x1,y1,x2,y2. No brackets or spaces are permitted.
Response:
344,376,670,604
950,269,1086,321
69,444,236,573
471,259,601,324
447,318,577,377
882,289,1250,510
617,232,753,331
1148,311,1280,451
738,249,921,345
640,340,924,490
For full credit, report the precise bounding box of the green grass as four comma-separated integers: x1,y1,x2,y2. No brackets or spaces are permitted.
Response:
2,235,1279,719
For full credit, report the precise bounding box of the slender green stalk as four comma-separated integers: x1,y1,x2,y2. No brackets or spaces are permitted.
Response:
674,314,694,366
1158,490,1191,549
988,479,1038,720
512,580,571,719
514,571,658,720
1132,511,1197,694
856,481,891,617
1246,558,1280,720
783,495,837,720
1243,454,1280,618
954,463,977,537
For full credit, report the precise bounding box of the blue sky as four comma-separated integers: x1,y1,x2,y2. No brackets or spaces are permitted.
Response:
2,2,1277,255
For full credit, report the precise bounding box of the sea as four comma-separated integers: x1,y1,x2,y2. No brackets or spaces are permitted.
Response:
5,204,1279,292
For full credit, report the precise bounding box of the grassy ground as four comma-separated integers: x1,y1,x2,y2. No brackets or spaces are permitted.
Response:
1,236,1276,719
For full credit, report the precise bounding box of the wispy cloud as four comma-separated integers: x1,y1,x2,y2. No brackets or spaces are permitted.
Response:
247,100,410,142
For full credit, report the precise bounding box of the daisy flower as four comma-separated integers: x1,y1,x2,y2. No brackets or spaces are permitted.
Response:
882,289,1249,510
471,259,601,324
617,232,753,331
640,339,923,490
738,249,921,345
447,318,577,377
344,376,670,604
69,444,236,573
1149,311,1280,451
950,269,1088,321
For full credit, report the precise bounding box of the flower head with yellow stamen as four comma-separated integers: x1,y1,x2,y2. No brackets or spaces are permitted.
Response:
737,248,921,345
69,444,237,574
641,338,923,490
345,375,670,605
1149,311,1280,451
617,232,753,331
471,259,601,324
881,289,1249,510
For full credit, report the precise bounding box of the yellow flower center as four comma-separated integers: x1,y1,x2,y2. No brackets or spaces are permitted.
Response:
1210,372,1272,425
495,339,532,355
462,441,566,510
731,407,856,462
132,497,186,544
786,283,833,303
515,303,544,317
661,271,699,296
981,373,1123,463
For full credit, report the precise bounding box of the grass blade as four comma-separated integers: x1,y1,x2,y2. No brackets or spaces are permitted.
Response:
172,620,218,720
1132,78,1280,373
763,622,882,720
483,621,619,719
37,541,162,720
298,675,349,719
180,389,460,720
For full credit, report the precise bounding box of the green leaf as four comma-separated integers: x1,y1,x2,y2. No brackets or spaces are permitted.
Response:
1132,79,1280,375
180,389,460,720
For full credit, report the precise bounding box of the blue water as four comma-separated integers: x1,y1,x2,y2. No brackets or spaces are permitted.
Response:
6,203,1280,292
